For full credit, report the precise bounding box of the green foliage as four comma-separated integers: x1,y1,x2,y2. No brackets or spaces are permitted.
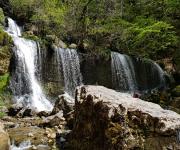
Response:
10,0,39,21
126,21,178,59
31,0,66,36
9,0,180,60
10,0,66,37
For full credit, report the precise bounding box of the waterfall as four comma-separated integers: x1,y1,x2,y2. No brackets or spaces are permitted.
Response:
56,48,82,97
6,18,53,112
111,51,167,92
151,61,166,87
111,52,137,92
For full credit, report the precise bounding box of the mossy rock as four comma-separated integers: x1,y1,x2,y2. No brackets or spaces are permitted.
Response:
22,31,40,41
0,28,12,45
172,85,180,97
0,28,12,75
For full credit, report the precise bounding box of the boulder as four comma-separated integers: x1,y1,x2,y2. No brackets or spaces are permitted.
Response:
0,122,10,150
69,43,77,49
67,85,180,150
57,40,67,49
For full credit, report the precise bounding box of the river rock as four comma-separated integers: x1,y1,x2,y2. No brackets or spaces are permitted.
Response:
67,85,180,150
8,126,48,146
37,111,50,117
40,111,66,127
8,103,23,116
0,122,10,150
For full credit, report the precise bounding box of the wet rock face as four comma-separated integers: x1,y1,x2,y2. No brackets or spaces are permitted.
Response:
40,45,64,97
67,86,180,150
79,54,112,89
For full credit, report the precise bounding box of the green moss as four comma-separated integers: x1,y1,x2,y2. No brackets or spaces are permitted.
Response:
0,111,6,118
0,8,5,26
0,73,9,92
0,74,11,117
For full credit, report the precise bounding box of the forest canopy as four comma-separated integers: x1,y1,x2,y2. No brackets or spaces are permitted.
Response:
7,0,180,59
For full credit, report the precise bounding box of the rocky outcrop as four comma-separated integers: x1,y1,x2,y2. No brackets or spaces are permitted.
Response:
0,122,10,150
67,85,180,150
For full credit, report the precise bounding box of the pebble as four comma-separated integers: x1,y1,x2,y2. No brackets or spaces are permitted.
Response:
28,132,33,137
50,133,56,139
60,137,66,142
32,145,37,150
48,139,53,143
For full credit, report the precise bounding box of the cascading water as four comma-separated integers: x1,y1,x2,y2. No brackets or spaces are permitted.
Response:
111,51,167,93
10,141,31,150
111,52,137,92
56,48,82,97
6,18,53,111
151,61,166,88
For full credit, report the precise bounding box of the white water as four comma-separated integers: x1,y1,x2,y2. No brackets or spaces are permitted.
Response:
10,141,31,150
56,48,83,97
6,18,21,37
10,141,50,150
111,52,137,92
6,18,53,112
